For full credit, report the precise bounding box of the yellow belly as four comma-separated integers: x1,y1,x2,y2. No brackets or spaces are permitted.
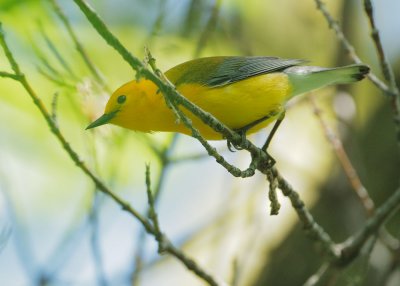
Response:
171,73,292,139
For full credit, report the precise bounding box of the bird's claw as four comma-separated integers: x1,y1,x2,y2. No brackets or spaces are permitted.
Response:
226,129,247,152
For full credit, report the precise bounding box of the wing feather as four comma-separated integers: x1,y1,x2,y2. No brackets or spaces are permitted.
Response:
166,56,306,88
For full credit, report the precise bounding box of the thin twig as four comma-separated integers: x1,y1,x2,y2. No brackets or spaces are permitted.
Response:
270,167,340,260
148,0,167,39
49,0,108,90
363,0,398,94
37,67,75,88
194,0,222,57
143,165,221,286
51,92,59,124
30,36,62,75
304,263,330,286
38,20,78,80
0,21,220,286
130,136,177,284
152,135,179,200
313,0,390,94
0,71,23,80
339,187,400,265
131,220,150,284
31,37,76,88
308,95,374,215
145,166,161,235
362,0,400,147
266,169,280,215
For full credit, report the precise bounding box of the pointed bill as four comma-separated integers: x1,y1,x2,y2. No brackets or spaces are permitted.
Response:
86,111,117,130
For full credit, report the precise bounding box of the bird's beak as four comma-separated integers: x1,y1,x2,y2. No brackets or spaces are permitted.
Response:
86,111,117,130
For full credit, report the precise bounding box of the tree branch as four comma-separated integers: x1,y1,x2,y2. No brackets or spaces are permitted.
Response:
363,0,398,94
314,0,400,149
0,20,220,286
362,0,400,147
0,70,23,80
49,0,107,89
339,187,400,265
308,95,374,215
313,0,390,95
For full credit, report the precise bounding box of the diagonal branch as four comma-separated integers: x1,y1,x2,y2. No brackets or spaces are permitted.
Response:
363,0,398,94
194,0,222,57
314,0,400,150
0,21,220,286
313,0,390,94
49,0,108,90
339,187,400,265
0,71,23,80
362,0,400,148
308,95,374,215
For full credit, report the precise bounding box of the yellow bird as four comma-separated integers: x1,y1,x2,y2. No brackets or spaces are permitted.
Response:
86,56,369,143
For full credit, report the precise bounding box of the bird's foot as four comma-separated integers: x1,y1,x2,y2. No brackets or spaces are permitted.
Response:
226,129,247,152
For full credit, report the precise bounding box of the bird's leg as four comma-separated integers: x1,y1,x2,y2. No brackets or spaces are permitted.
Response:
261,111,286,153
253,112,285,168
226,111,279,152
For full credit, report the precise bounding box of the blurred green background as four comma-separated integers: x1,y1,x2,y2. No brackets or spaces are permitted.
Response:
0,0,399,285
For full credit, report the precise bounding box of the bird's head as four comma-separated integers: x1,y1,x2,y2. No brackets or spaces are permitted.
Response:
86,79,157,131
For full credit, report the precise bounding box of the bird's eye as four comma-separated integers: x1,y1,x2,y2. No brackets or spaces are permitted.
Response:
117,95,126,104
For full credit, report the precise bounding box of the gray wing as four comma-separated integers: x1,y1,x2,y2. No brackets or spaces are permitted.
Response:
204,56,306,87
166,56,306,88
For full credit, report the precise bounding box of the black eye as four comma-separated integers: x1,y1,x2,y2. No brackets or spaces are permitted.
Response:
117,95,126,104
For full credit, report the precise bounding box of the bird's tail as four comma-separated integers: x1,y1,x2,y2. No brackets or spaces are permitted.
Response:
285,64,369,97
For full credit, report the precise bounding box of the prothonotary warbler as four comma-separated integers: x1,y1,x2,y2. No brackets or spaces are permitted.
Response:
86,56,369,146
